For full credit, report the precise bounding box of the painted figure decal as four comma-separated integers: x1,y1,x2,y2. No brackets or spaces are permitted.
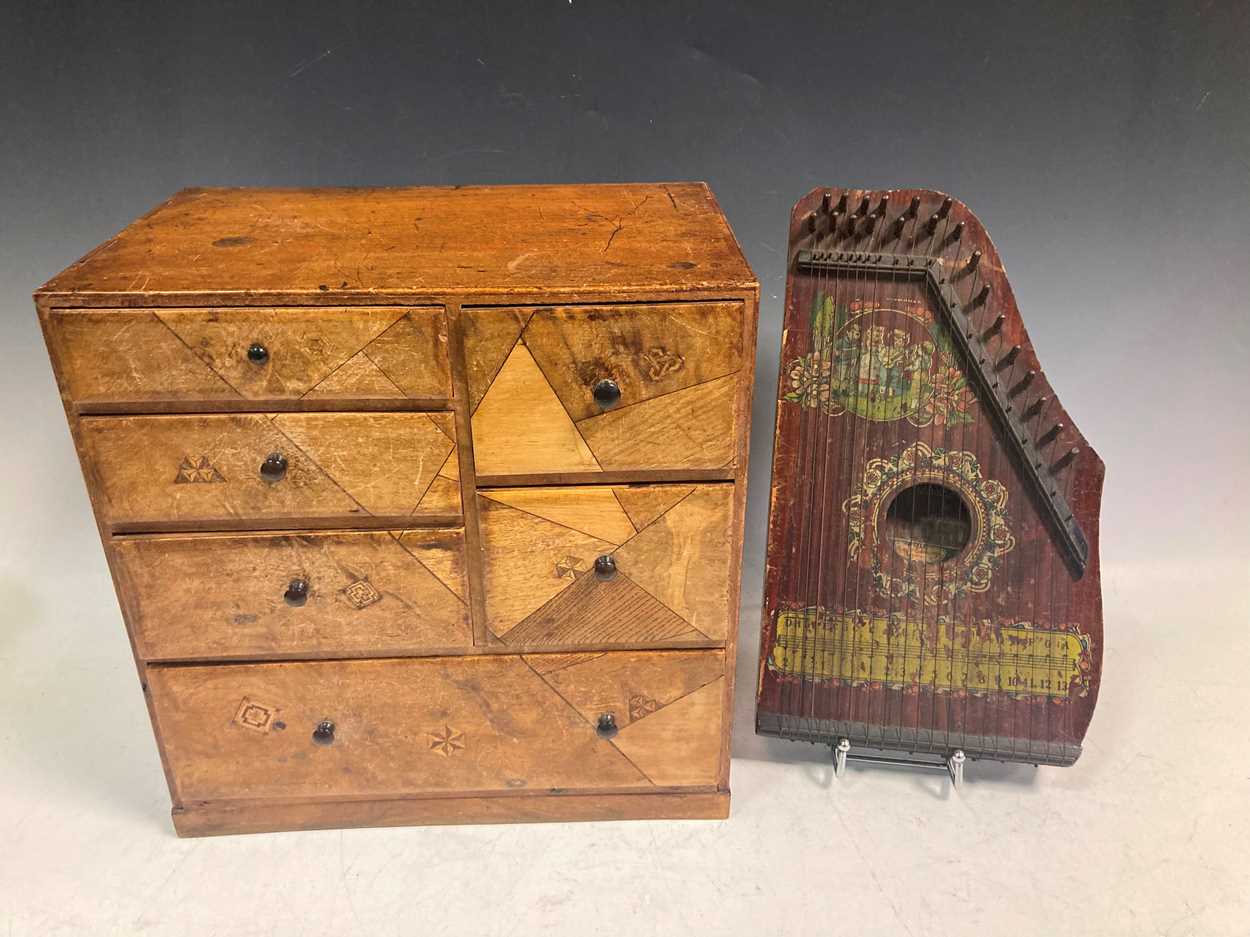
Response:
784,295,977,427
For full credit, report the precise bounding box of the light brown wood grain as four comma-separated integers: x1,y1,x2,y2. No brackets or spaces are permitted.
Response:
47,307,450,404
114,530,470,660
82,412,458,529
478,484,733,646
523,302,743,421
171,791,730,837
147,652,725,802
38,184,755,297
36,183,759,833
468,301,743,475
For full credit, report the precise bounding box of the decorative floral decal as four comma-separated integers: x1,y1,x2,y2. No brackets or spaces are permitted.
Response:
783,295,977,427
844,442,1015,607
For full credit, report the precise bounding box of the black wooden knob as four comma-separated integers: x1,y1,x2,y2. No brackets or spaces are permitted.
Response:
260,452,288,482
312,720,336,745
284,578,309,607
247,342,269,364
596,713,618,739
594,554,617,580
592,378,621,408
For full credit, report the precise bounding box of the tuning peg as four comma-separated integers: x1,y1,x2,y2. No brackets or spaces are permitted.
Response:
981,314,1006,340
996,344,1022,369
938,196,954,218
845,213,860,237
827,210,842,240
805,211,818,234
1024,395,1049,419
1039,422,1065,445
876,194,890,215
973,283,992,306
864,212,879,235
820,191,832,213
1051,447,1079,472
948,221,965,243
966,250,982,273
1009,370,1036,397
835,194,849,213
890,214,907,240
857,195,871,215
926,213,940,235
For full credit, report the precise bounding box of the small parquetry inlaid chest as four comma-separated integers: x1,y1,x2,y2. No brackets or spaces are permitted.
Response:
36,183,758,835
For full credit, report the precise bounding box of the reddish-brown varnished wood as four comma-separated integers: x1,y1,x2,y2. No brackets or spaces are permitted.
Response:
756,188,1103,767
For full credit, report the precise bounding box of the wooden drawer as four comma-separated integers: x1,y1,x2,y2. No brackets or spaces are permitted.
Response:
149,651,726,802
47,306,451,407
82,412,461,530
478,483,734,647
115,529,471,661
465,302,743,478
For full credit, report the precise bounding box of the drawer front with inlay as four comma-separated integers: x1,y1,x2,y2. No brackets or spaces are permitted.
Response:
116,529,471,660
477,483,734,648
48,306,451,406
82,412,461,530
465,302,744,477
148,651,726,802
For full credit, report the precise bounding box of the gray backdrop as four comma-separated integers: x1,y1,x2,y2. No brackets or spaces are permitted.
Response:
2,3,1247,936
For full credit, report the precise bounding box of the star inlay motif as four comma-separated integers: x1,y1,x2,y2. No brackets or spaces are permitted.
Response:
428,725,465,756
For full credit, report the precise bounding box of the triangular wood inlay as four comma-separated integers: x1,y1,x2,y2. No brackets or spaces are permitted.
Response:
613,485,733,640
477,498,617,636
362,312,451,398
157,307,403,398
613,678,724,786
472,344,601,476
397,528,468,603
271,413,453,516
462,308,532,411
501,570,698,647
304,350,406,398
576,374,738,471
530,650,725,731
612,485,695,532
479,487,635,545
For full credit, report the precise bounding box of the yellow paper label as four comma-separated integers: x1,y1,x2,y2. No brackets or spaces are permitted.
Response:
769,608,1090,698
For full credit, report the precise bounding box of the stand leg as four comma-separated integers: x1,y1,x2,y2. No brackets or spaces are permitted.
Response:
833,738,851,777
947,750,966,789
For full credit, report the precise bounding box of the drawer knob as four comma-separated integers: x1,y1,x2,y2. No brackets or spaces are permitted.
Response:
592,378,621,409
260,452,288,482
312,720,336,745
284,578,309,607
595,713,618,739
594,554,617,580
247,342,269,364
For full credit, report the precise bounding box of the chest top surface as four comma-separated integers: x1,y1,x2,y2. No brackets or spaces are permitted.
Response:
37,183,755,300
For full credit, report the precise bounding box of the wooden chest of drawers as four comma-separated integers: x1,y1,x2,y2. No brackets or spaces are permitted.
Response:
36,183,758,835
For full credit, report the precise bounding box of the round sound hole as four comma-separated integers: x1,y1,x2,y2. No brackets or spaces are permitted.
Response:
882,483,972,563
